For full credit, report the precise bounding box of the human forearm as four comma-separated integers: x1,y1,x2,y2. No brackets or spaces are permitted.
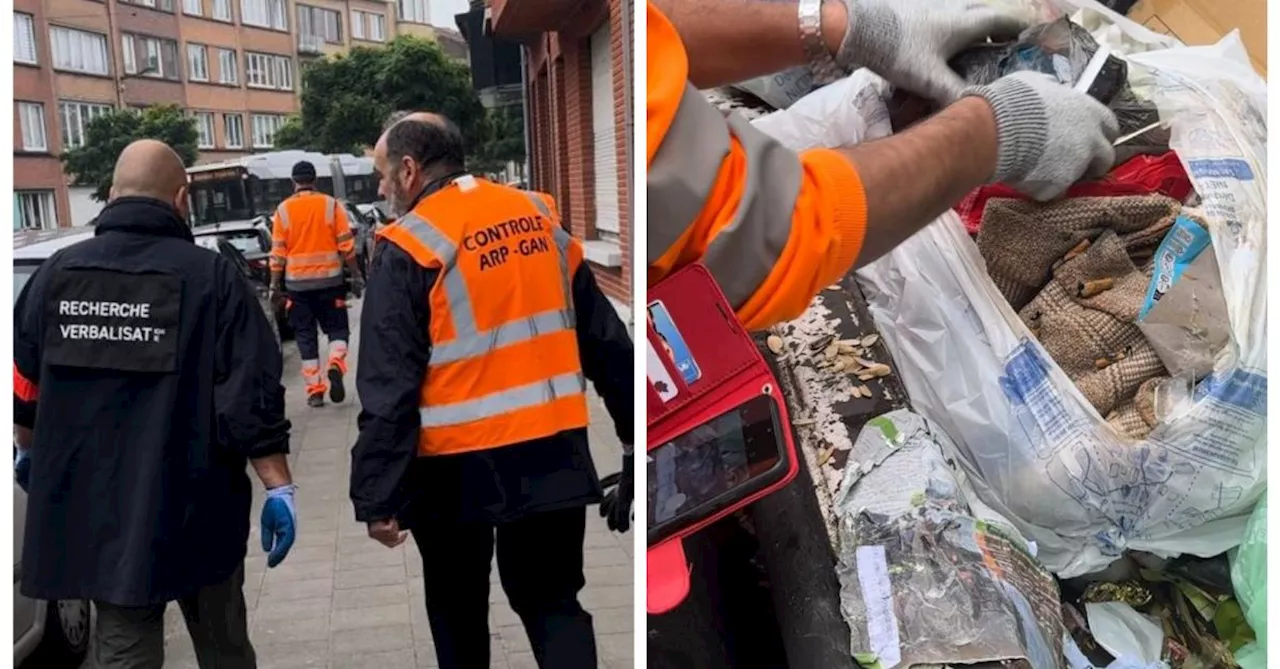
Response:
250,453,293,489
653,0,847,88
843,97,998,267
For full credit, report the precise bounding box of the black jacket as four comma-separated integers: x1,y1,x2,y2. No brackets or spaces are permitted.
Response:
14,198,290,606
349,179,634,525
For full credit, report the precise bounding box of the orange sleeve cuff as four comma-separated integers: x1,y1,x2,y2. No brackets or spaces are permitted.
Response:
14,366,38,403
802,147,868,279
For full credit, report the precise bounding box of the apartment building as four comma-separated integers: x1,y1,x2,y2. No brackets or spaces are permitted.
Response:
13,0,456,229
484,0,633,319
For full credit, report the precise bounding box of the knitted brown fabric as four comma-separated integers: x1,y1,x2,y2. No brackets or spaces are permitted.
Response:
1019,231,1169,419
1106,377,1165,440
978,195,1182,310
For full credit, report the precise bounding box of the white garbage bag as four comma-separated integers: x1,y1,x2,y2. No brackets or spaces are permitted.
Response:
751,1,1266,577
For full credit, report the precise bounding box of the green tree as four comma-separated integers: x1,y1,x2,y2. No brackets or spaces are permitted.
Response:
471,104,526,177
271,115,308,151
61,105,199,202
290,36,486,156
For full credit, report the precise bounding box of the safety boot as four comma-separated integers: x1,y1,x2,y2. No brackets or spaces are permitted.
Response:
307,392,325,408
327,358,348,404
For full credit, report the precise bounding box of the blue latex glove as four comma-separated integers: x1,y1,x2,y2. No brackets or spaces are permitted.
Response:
261,484,297,568
14,449,30,493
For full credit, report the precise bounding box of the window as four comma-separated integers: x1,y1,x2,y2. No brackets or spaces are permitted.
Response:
245,52,292,90
121,0,175,12
217,48,238,84
122,34,179,79
351,10,386,42
16,191,58,230
212,0,232,21
194,112,215,148
15,12,37,64
187,43,208,81
251,113,286,148
351,10,364,40
397,0,428,24
183,0,202,16
224,113,244,148
18,102,47,152
241,0,287,30
49,26,110,75
59,100,112,149
298,5,341,43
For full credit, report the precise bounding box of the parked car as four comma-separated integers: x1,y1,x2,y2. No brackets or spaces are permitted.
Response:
347,203,381,277
13,228,97,668
192,221,292,342
192,234,282,350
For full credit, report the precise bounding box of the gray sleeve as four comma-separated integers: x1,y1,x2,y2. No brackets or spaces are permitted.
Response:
647,83,805,308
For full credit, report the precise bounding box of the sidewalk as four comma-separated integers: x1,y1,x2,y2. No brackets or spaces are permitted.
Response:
157,305,635,668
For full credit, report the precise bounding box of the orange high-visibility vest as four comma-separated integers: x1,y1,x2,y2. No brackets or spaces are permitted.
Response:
270,190,355,291
377,176,589,456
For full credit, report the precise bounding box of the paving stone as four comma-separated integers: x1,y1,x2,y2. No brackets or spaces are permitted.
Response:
338,548,407,571
327,649,417,669
251,614,332,645
329,623,414,655
336,565,408,590
261,576,334,603
332,583,409,610
263,559,337,584
330,603,411,631
254,640,331,669
506,651,538,669
581,585,633,610
598,632,635,663
593,607,633,635
254,596,333,622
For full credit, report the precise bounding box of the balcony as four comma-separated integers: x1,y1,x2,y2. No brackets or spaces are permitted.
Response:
297,34,326,56
488,0,603,39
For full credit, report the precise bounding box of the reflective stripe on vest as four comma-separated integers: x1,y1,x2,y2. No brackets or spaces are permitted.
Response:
397,191,577,366
419,372,585,428
277,193,345,291
381,182,588,453
275,193,335,231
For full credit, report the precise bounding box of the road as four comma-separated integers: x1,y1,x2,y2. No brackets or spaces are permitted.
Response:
68,301,634,668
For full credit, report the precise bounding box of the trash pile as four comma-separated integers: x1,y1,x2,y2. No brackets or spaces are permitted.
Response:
834,412,1267,669
725,0,1266,667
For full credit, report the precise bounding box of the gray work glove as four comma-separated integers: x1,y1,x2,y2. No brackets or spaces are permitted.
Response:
963,71,1121,201
837,0,1029,104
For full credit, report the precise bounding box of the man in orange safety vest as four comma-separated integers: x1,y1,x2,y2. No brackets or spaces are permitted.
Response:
269,160,365,407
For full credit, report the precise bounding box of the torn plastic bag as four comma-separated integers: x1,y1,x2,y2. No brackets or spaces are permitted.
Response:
834,409,1066,668
751,70,894,150
951,18,1129,104
750,0,1266,577
854,25,1266,577
1229,495,1265,668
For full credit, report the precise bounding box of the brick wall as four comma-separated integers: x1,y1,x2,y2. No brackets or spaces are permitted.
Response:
522,0,632,310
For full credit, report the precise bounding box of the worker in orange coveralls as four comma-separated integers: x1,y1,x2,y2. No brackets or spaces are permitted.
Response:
269,160,364,407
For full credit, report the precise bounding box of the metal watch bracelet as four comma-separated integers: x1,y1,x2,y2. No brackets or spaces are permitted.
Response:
798,0,844,82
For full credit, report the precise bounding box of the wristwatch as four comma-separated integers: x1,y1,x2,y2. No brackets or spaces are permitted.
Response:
798,0,843,82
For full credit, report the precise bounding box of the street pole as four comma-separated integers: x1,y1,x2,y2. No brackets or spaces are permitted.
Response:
520,46,533,186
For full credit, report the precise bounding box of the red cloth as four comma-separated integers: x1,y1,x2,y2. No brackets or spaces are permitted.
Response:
956,152,1195,235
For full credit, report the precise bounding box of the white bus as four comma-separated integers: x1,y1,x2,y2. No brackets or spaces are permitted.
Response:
186,150,382,226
